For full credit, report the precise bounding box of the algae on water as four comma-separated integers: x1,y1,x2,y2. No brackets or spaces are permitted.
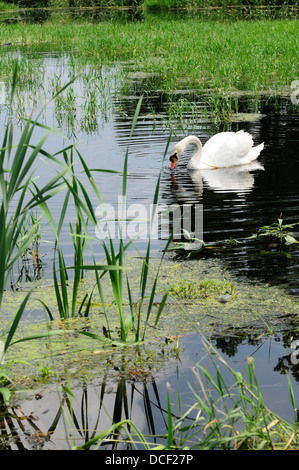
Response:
2,254,299,388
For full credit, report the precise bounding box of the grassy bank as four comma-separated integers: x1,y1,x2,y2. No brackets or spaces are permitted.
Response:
2,0,299,7
142,0,299,8
0,17,298,95
0,4,299,450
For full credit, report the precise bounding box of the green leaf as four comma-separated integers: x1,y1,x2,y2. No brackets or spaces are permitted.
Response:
0,387,10,403
284,235,297,245
154,293,168,327
4,291,32,355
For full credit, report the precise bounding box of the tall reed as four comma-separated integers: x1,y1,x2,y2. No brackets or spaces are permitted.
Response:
0,62,83,370
0,61,79,307
55,97,173,341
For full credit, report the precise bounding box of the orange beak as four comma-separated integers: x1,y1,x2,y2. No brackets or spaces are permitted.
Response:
170,155,178,170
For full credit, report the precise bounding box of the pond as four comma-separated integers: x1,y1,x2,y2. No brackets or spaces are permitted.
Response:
2,331,299,450
0,7,299,450
5,54,299,293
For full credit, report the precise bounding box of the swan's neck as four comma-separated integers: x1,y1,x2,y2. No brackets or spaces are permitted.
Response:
181,136,202,164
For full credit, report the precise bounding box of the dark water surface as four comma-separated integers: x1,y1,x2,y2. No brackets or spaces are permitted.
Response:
0,21,299,448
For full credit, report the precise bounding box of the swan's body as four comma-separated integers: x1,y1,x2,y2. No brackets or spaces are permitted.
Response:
169,131,264,170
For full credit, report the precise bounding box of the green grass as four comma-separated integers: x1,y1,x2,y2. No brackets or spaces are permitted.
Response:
0,17,298,95
0,62,74,311
0,2,19,10
0,65,171,357
143,0,299,8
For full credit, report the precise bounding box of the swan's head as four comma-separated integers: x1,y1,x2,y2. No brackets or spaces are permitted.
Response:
169,136,201,170
169,143,184,170
169,153,178,170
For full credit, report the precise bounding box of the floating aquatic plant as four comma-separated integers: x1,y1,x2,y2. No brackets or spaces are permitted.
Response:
257,217,299,246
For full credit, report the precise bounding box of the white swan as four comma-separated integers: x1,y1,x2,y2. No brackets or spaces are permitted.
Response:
169,131,264,170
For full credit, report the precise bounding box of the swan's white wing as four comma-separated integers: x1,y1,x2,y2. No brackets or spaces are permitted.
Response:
201,132,236,156
201,130,256,167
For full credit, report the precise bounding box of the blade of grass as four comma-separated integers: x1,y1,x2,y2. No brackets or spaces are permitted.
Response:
3,290,32,357
167,390,174,449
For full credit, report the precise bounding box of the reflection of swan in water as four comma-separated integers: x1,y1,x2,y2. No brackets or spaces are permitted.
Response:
170,173,203,201
190,161,264,194
169,132,264,170
169,161,264,201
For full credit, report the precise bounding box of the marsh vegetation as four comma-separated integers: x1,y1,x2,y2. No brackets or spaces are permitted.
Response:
0,1,299,450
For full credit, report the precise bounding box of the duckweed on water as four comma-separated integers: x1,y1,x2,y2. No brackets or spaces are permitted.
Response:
168,277,234,299
2,255,299,388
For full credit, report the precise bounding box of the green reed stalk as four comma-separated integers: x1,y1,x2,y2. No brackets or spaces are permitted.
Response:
32,95,174,341
52,98,142,338
98,97,143,341
0,61,78,311
136,133,174,342
67,147,88,317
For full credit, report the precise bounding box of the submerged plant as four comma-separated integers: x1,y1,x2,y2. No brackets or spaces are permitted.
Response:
11,210,45,286
246,216,299,258
169,228,205,254
38,364,53,379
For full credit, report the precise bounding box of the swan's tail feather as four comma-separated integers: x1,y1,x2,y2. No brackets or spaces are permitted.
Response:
247,142,264,162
